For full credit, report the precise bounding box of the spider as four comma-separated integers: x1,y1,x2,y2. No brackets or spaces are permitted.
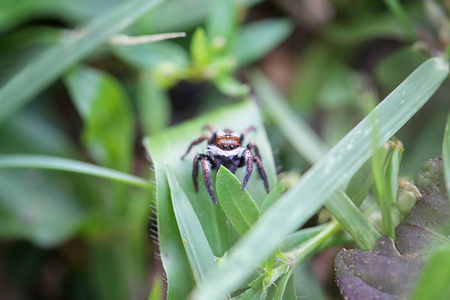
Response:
181,125,270,204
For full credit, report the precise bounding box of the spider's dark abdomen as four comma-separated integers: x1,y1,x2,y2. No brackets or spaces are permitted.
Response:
213,155,243,173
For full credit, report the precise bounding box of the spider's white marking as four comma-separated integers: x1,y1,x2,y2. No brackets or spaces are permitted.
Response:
202,158,212,172
216,130,239,138
206,145,245,157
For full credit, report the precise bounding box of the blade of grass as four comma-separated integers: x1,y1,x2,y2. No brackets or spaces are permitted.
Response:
443,113,450,200
0,0,162,124
251,69,380,246
166,166,219,285
193,56,449,299
0,154,150,188
326,190,380,250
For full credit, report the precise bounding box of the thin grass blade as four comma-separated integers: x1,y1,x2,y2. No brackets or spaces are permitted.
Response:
443,113,450,200
0,154,150,188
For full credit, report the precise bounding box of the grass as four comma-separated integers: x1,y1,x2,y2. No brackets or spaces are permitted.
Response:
1,0,450,299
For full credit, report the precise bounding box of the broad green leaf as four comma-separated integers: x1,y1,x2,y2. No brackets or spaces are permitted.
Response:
144,100,276,299
167,167,218,285
65,65,133,172
206,0,236,53
443,113,450,200
190,27,210,67
0,0,162,124
232,19,293,65
113,41,189,70
216,166,260,235
411,245,450,300
137,71,171,135
0,155,151,188
192,56,449,300
260,182,286,213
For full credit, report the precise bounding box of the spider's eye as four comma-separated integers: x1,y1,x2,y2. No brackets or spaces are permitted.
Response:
229,145,234,150
216,143,220,147
221,145,227,150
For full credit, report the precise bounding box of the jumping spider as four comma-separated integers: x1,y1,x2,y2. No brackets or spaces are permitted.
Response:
181,125,270,204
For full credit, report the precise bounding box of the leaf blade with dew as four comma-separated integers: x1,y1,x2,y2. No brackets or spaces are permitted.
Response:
0,0,162,124
216,166,260,236
0,155,151,189
166,166,219,285
192,56,449,300
251,69,380,248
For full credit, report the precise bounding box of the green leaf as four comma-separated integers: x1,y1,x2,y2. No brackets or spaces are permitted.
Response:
144,100,276,298
193,56,449,300
206,0,236,53
191,27,210,67
64,65,134,172
216,166,260,235
0,155,151,188
345,161,373,207
0,0,162,124
325,190,380,251
443,113,450,200
166,166,218,285
411,245,450,300
232,19,293,65
260,182,286,213
137,71,171,135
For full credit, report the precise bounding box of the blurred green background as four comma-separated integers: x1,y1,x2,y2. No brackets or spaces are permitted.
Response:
0,0,449,299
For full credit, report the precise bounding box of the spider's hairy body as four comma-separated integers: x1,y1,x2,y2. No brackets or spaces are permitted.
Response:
181,125,270,204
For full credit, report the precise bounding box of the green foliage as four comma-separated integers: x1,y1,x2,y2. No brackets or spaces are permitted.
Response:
216,167,260,235
1,0,450,299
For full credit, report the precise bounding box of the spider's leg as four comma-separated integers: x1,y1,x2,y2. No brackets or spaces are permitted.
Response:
248,142,269,193
241,148,254,191
181,134,211,159
201,157,217,204
192,154,203,192
239,126,255,143
253,156,269,193
204,124,217,133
